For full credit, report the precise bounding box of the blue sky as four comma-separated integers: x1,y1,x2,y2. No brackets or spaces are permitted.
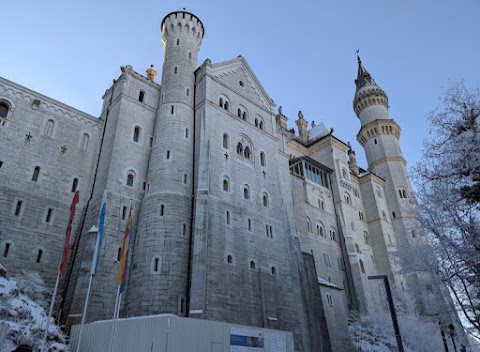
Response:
2,0,479,170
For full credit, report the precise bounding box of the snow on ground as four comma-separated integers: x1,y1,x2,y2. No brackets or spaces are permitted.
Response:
0,265,68,352
349,312,445,352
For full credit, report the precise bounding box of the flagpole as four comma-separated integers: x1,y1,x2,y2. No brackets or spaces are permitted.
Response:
108,286,122,352
75,227,100,352
43,185,80,352
41,268,60,351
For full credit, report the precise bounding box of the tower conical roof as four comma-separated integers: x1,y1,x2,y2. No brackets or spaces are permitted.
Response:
352,54,389,117
354,55,378,92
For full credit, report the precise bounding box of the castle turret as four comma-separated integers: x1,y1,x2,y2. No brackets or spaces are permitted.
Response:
126,11,204,317
353,56,423,314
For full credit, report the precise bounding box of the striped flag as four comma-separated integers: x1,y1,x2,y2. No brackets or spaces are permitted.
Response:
91,190,107,276
59,187,80,279
117,206,133,293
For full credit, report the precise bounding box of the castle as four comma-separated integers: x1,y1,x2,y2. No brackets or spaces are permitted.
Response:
0,10,463,351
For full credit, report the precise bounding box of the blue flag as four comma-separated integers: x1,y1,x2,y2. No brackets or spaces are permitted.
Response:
92,191,107,276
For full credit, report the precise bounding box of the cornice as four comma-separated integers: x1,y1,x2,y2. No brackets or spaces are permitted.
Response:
0,79,102,130
369,156,407,170
356,119,401,146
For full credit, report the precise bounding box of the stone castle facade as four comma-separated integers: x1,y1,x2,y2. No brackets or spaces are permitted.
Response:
0,10,461,351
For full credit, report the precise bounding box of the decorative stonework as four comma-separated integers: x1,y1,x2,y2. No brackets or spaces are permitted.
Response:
368,156,407,170
356,119,401,146
353,86,389,117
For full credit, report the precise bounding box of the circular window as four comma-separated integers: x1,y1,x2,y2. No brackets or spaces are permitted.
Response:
239,81,244,87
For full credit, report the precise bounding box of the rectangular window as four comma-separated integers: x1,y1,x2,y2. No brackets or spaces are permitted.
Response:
149,137,153,147
226,211,230,225
171,105,174,114
3,243,11,257
323,253,331,267
0,161,3,169
14,200,23,216
185,128,189,138
183,174,188,184
182,223,187,236
36,249,43,263
45,208,53,223
265,224,273,238
166,150,171,160
143,182,146,190
122,206,127,220
247,218,252,232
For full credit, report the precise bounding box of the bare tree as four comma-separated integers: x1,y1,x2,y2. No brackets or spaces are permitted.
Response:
413,81,480,339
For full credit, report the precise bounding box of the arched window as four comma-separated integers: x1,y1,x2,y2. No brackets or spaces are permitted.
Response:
32,166,40,182
3,242,12,258
318,198,325,210
355,243,361,254
151,256,161,273
255,118,259,127
243,186,250,199
316,224,323,236
242,111,246,120
342,168,348,178
330,228,337,241
36,249,43,263
71,178,79,192
271,266,277,275
227,255,233,264
259,121,263,130
359,259,365,274
219,98,223,107
223,178,229,192
0,102,9,119
160,204,165,216
306,217,312,232
224,101,229,111
236,143,243,155
364,231,369,245
126,172,135,187
81,133,90,150
138,91,145,102
344,193,351,204
250,261,256,269
133,126,141,142
262,193,268,207
188,52,192,59
260,152,266,167
402,189,407,198
178,296,186,315
223,133,229,149
45,119,54,137
237,108,241,118
244,146,251,159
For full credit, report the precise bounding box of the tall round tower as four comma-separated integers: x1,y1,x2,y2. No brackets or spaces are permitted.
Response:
353,56,424,314
126,11,204,317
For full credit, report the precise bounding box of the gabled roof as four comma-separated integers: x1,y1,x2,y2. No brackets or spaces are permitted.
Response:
208,55,275,109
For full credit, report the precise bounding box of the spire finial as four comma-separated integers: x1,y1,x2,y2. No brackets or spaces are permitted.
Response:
356,49,361,63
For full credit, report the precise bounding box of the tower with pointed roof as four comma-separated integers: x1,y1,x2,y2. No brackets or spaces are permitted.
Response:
353,55,424,313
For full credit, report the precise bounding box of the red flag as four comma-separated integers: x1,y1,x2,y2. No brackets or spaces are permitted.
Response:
59,190,80,279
